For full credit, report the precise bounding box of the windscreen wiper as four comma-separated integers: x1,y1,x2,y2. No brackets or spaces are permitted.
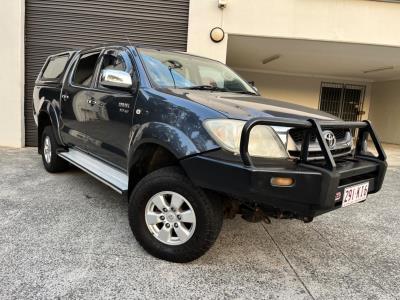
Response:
230,90,258,95
185,85,257,95
186,85,227,92
185,84,258,96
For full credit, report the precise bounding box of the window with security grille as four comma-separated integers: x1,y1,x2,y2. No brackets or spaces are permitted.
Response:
319,82,366,122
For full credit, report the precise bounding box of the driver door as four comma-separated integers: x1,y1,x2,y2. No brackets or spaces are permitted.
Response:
84,48,138,169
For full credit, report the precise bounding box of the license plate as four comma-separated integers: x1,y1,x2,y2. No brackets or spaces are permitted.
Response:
342,182,369,207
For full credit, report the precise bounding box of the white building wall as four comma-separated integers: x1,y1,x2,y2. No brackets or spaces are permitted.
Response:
0,0,24,147
188,0,400,62
369,80,400,145
0,0,398,147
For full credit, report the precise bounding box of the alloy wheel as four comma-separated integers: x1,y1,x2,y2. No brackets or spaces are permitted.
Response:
144,191,196,245
43,136,52,164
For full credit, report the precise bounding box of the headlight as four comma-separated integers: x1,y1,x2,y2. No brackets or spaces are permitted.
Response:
203,119,288,158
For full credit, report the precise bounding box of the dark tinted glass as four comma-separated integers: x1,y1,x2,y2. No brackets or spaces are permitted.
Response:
101,52,126,72
72,52,100,86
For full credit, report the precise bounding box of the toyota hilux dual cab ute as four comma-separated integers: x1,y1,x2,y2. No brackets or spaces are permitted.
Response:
33,43,387,262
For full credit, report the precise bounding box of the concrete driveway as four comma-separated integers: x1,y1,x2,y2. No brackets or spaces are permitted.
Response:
1,147,399,299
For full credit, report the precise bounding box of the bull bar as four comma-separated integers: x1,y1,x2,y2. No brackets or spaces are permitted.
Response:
240,117,387,168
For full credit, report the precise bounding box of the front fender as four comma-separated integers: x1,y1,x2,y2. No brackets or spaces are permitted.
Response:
128,121,220,170
129,121,213,158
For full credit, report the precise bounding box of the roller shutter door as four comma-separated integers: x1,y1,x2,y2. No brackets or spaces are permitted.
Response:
25,0,190,146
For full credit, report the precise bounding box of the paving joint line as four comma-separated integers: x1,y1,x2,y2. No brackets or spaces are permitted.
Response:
311,225,398,300
261,223,316,300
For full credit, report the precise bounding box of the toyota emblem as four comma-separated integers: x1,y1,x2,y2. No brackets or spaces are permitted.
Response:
323,130,336,149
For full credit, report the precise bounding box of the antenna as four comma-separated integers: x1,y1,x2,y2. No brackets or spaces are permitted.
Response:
168,66,177,89
125,35,134,48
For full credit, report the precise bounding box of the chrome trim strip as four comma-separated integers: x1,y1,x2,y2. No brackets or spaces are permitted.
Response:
288,149,352,161
58,149,128,194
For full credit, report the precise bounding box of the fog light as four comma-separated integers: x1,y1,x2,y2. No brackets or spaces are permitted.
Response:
271,177,294,187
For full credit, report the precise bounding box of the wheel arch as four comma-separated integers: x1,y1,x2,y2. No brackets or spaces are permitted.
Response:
127,121,219,195
128,142,181,196
37,104,63,153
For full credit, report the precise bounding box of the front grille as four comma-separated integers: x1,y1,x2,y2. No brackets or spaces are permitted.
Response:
289,128,349,143
289,147,352,158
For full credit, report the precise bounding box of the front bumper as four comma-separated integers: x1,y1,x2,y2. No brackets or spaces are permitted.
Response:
181,117,387,218
181,152,387,218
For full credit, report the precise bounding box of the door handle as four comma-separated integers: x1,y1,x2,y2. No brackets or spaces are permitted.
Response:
87,98,96,105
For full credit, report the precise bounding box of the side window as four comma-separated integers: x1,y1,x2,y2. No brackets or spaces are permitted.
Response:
72,52,100,87
97,49,136,90
101,51,126,72
41,54,70,80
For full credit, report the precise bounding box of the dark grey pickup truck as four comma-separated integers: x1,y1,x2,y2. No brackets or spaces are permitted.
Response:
33,43,387,262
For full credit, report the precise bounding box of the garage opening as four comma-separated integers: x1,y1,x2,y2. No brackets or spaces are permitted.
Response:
25,0,190,146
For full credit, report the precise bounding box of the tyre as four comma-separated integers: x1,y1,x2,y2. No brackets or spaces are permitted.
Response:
41,126,69,173
128,166,223,263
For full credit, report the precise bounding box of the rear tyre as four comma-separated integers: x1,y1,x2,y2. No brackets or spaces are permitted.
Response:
129,166,223,263
41,126,69,173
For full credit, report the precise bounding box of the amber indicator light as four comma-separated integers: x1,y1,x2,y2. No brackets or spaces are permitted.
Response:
271,177,295,187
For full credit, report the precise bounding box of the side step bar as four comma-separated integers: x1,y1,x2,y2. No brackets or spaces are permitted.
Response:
58,149,128,194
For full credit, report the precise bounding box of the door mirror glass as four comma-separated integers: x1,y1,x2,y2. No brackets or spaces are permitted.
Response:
100,69,132,90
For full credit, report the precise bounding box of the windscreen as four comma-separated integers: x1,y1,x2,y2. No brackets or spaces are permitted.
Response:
138,48,256,94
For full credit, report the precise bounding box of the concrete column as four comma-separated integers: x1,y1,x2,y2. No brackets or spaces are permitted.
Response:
369,80,400,145
0,0,25,147
187,0,228,63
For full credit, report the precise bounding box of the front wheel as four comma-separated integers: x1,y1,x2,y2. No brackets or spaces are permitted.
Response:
128,167,223,263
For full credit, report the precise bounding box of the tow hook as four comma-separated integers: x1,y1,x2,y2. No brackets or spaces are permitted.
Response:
242,207,265,223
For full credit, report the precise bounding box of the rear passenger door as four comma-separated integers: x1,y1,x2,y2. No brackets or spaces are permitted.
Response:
60,50,102,150
84,47,138,168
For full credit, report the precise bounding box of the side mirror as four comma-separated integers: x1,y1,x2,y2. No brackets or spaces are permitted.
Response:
100,69,133,90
